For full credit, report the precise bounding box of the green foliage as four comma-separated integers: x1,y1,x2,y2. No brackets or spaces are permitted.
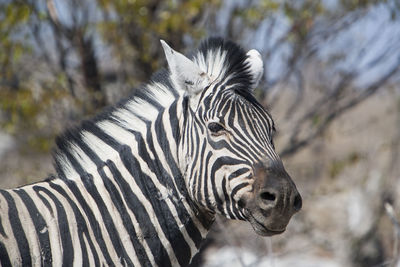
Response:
1,2,31,27
0,0,224,152
0,2,32,79
283,1,325,41
98,0,219,80
236,1,279,27
339,0,388,11
312,114,321,126
235,0,325,40
0,85,71,152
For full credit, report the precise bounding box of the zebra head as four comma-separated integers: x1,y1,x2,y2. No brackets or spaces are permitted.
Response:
162,38,302,236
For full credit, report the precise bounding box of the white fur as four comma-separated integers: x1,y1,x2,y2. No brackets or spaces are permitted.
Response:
194,48,227,81
161,40,210,95
245,49,264,89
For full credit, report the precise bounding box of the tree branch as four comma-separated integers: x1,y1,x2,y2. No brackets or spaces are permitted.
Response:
281,57,400,158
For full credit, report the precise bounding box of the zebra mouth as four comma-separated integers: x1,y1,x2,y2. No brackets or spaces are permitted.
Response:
245,210,286,236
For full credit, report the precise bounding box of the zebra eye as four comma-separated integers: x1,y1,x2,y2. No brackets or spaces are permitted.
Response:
208,122,226,135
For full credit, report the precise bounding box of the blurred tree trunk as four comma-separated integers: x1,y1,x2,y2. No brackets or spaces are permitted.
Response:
76,33,105,108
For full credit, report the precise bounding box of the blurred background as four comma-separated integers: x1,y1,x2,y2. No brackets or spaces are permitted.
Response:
0,0,400,266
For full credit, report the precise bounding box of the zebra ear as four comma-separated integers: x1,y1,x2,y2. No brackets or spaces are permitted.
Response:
245,49,264,90
161,40,209,95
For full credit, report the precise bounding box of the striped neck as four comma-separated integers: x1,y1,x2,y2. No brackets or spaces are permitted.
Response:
51,75,215,265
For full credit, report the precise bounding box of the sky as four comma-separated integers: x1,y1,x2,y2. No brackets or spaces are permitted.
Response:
213,0,400,89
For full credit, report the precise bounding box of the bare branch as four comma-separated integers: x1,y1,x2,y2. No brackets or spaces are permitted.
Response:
284,68,305,118
46,0,61,28
281,57,400,158
340,56,400,111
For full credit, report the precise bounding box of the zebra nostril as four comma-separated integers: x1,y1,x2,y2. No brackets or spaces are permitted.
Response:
238,199,246,208
293,194,302,212
259,191,276,203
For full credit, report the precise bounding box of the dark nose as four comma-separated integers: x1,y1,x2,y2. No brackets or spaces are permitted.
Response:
258,188,278,208
256,166,302,215
258,187,302,213
292,191,302,212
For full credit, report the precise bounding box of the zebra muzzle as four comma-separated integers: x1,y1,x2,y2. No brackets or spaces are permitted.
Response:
243,163,302,236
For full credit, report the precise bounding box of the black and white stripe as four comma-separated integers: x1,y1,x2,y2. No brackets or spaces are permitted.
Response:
0,37,282,266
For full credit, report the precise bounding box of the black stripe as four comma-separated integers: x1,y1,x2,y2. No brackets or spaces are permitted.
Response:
49,181,99,267
120,145,191,265
234,107,265,155
86,118,197,265
64,124,139,265
120,144,192,265
104,161,152,265
14,189,53,266
72,130,149,265
150,115,204,248
181,96,189,128
203,151,213,211
228,168,249,180
231,182,250,206
210,157,247,215
226,104,256,157
242,106,269,149
107,160,171,267
54,154,68,180
227,95,236,124
32,186,74,266
168,101,180,143
60,179,114,265
135,90,164,111
0,208,6,238
192,169,199,202
189,130,202,178
0,240,11,267
60,142,132,265
223,129,259,163
194,142,207,203
198,149,211,208
208,137,231,150
0,190,32,266
98,169,138,266
33,188,54,216
210,162,224,215
221,177,236,218
80,174,129,264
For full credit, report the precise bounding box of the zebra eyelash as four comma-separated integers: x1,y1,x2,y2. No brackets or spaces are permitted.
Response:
207,121,226,136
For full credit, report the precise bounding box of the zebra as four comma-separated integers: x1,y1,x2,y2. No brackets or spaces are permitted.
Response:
0,37,302,266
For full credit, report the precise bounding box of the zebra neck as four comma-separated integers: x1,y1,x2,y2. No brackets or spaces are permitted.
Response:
51,90,215,265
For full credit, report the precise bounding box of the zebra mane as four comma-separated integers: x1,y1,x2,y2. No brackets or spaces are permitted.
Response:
52,70,178,179
194,37,256,100
53,37,258,178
